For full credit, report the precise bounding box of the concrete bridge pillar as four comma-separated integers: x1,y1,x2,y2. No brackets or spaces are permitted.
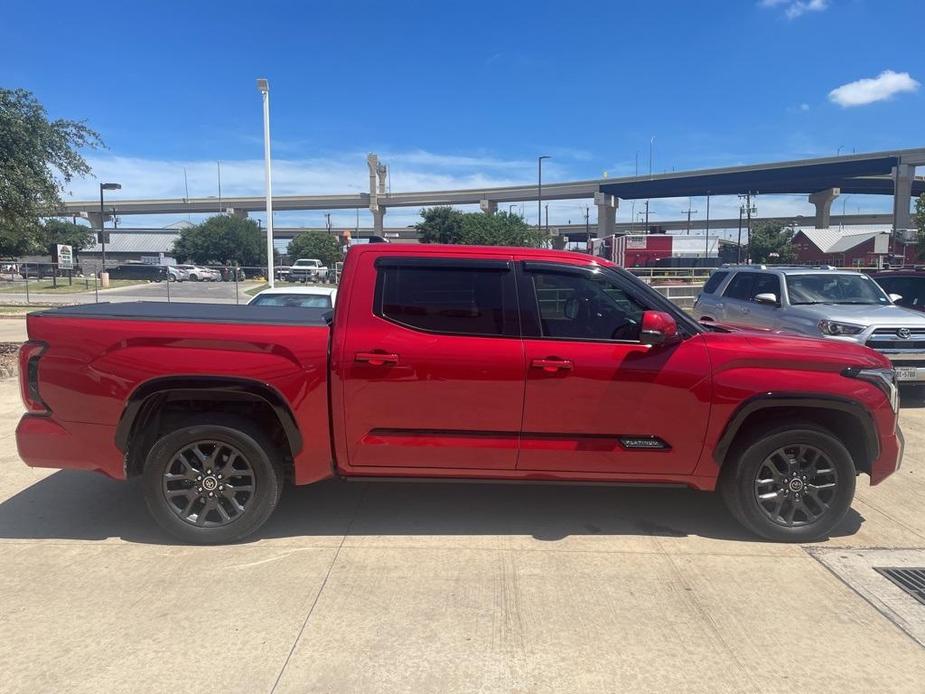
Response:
594,192,619,237
373,208,386,234
892,163,914,231
808,188,840,229
228,208,248,219
480,199,497,215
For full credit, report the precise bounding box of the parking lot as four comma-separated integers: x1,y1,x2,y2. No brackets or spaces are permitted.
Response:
1,371,924,692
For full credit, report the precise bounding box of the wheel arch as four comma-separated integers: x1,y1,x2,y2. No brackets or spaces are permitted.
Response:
713,394,878,475
117,376,302,477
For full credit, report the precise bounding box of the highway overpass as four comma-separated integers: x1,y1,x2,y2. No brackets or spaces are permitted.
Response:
56,148,925,235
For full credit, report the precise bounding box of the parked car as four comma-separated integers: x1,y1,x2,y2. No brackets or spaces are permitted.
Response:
105,264,168,282
166,265,188,282
872,269,925,313
176,264,221,282
248,285,336,308
288,258,328,283
17,245,902,544
693,265,925,384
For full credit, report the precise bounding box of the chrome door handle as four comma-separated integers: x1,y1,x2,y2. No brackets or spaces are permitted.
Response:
531,358,574,373
355,352,399,366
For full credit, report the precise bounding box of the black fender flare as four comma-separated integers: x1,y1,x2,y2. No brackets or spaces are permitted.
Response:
115,376,302,456
713,393,878,465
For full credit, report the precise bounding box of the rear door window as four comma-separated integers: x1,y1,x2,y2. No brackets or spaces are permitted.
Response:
702,271,729,294
376,263,516,336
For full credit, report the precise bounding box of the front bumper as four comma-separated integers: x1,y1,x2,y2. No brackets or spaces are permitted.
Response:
871,421,904,486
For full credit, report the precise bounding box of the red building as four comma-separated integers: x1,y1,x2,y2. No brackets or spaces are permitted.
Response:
791,228,918,267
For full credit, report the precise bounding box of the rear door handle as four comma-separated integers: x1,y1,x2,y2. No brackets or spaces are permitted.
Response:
531,358,573,373
355,352,400,366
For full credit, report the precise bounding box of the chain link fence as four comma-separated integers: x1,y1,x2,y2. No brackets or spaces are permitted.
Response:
0,261,338,307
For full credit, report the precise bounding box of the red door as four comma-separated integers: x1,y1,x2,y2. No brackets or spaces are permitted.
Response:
516,261,711,475
336,252,524,471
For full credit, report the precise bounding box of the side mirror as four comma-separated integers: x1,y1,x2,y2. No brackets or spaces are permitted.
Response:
889,293,903,303
754,292,779,306
640,310,680,347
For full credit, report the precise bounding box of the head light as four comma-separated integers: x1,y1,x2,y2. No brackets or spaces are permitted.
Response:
819,320,864,336
843,366,899,413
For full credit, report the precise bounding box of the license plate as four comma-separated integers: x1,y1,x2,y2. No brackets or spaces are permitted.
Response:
896,366,918,381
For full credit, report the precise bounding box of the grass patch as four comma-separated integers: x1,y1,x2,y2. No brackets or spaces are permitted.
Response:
245,283,269,297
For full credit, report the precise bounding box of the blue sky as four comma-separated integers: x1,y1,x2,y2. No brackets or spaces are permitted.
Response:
3,0,923,231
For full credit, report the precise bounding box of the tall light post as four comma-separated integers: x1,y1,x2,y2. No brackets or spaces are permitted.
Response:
99,182,121,281
257,78,275,288
537,155,550,230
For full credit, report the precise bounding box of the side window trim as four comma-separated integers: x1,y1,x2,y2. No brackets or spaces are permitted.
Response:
372,258,520,339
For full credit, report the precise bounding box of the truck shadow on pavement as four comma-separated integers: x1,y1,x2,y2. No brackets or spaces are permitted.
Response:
0,471,863,545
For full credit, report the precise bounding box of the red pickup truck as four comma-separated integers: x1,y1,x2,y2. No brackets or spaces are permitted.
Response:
16,244,903,544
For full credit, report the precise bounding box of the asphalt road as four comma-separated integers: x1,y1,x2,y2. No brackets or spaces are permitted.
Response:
1,375,924,692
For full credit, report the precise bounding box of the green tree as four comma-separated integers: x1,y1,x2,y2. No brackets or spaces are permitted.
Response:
415,207,548,247
172,215,266,266
460,211,548,247
748,222,795,264
287,230,341,267
914,193,925,259
415,206,465,244
41,219,96,252
0,88,102,256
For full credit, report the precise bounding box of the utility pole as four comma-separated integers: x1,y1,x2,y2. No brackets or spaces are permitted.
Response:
682,198,698,235
644,200,649,234
584,206,590,251
704,193,711,260
737,192,757,263
544,204,549,234
324,213,332,233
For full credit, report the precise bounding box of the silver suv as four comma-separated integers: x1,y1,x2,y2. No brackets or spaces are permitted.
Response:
692,265,925,383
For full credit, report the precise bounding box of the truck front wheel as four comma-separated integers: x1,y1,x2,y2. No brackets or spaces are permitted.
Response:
142,415,283,544
719,423,856,542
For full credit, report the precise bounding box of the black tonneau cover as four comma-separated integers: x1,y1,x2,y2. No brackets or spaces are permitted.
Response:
32,302,332,327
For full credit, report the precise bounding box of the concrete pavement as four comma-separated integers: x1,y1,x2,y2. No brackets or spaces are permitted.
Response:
0,319,27,343
0,376,924,692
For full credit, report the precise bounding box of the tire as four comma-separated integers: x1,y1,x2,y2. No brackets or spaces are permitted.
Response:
142,414,284,544
189,273,199,282
718,422,856,542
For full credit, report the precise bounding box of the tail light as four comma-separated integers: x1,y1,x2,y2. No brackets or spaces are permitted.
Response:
19,341,49,414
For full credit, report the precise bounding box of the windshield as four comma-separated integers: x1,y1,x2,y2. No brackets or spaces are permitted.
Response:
786,273,889,305
251,293,332,308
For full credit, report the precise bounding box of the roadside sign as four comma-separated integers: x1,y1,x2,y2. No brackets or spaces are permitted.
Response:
55,244,74,270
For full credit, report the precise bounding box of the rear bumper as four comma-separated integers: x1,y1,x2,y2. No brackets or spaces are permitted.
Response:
16,415,125,480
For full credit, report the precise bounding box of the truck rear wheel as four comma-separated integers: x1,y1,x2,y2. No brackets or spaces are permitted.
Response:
142,415,283,544
719,423,856,542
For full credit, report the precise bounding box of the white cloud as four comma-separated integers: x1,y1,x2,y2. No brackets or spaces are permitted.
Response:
828,70,920,107
800,103,810,111
759,0,828,20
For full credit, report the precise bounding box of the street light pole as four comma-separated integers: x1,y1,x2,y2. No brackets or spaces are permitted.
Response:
537,155,550,231
257,78,275,288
